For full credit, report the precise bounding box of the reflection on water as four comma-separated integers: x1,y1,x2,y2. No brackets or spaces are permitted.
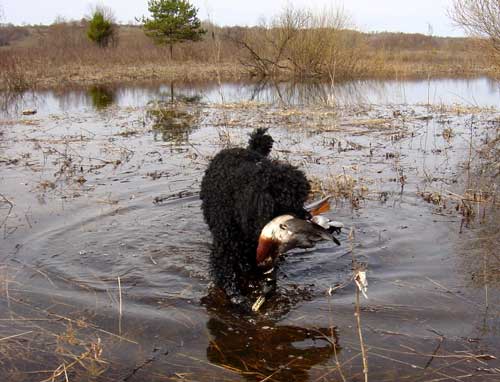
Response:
1,77,498,117
202,289,337,382
206,318,335,381
0,91,36,116
88,86,115,110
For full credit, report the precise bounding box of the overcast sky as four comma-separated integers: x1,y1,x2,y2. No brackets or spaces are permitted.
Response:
1,0,465,37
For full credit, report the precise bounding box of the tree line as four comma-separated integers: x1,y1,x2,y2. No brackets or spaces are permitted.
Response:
88,0,205,58
86,0,499,69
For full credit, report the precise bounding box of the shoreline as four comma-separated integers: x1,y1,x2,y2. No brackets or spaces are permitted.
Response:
1,61,497,92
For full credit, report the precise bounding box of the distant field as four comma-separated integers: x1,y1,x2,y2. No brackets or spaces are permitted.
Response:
0,22,497,91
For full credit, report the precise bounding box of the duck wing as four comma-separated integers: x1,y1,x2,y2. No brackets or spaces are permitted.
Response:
276,217,337,253
305,196,331,216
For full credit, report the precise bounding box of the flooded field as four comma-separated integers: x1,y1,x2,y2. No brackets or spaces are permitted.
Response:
0,78,499,381
2,77,499,117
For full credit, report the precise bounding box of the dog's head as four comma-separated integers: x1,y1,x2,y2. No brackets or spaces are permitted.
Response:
248,128,273,156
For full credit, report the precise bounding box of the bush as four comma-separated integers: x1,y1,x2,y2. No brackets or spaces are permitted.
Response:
0,24,30,47
227,5,365,80
87,7,117,48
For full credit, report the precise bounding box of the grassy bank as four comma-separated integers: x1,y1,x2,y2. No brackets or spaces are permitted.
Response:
1,61,247,90
0,22,497,91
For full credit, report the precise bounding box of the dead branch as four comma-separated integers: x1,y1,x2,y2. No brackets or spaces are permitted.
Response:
0,192,14,228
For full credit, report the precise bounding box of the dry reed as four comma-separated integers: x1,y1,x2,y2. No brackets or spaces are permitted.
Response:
0,17,496,91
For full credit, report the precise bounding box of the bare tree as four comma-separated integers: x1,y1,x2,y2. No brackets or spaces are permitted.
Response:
225,5,362,80
450,0,500,55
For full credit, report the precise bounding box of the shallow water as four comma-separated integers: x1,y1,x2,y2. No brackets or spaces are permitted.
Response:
0,79,499,381
1,77,499,118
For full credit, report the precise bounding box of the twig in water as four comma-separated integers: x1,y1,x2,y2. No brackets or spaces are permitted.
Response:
187,141,208,162
355,280,369,382
327,287,347,382
123,347,167,381
258,358,298,382
0,192,14,229
63,363,69,382
350,227,369,382
0,330,33,342
424,335,444,369
4,268,11,311
483,251,489,310
118,276,122,336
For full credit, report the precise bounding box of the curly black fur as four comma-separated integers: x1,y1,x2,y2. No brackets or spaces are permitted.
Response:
248,128,274,156
200,128,310,297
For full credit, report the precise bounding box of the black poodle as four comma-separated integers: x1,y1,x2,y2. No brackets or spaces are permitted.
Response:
200,128,311,297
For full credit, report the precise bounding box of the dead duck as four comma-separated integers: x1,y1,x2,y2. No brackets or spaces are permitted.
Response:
251,201,343,312
256,213,343,272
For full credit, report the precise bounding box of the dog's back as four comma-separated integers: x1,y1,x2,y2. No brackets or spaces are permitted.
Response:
200,129,310,295
200,129,273,235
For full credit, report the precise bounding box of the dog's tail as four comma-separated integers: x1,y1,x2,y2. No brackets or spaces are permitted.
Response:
248,128,273,156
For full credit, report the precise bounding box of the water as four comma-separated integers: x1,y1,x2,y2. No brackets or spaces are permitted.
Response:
2,77,499,118
0,78,499,381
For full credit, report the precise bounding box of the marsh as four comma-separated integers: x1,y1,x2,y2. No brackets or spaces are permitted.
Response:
0,78,499,381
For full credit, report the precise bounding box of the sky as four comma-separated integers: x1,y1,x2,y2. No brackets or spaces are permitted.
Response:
0,0,466,37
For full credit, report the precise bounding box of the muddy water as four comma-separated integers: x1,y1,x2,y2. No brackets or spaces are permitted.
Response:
0,79,499,381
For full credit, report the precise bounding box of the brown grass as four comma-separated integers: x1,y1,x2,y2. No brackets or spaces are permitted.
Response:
0,20,497,91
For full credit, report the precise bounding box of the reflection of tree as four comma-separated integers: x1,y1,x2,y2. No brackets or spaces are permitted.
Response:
89,86,115,109
0,91,29,116
248,79,381,106
486,77,500,95
203,289,338,382
248,80,271,102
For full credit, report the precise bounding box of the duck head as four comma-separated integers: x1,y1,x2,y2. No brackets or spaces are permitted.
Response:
256,214,337,272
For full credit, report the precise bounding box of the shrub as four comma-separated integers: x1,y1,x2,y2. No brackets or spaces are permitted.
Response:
87,6,117,48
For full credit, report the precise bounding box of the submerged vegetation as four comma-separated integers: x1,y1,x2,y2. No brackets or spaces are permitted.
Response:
146,98,200,142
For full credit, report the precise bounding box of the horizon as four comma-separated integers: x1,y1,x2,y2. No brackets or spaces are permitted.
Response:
1,0,466,38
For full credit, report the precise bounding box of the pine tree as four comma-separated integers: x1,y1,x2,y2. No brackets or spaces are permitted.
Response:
87,8,116,48
139,0,206,59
